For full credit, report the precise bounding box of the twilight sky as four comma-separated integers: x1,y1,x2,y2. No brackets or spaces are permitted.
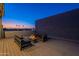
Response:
2,3,79,28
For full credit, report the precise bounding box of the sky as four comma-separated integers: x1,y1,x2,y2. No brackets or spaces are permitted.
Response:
2,3,79,28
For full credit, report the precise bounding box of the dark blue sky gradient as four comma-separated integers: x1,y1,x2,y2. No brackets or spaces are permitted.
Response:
2,3,79,27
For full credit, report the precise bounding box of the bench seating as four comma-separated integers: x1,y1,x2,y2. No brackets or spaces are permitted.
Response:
14,35,32,50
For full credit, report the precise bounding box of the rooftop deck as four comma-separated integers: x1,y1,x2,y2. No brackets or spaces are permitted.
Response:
0,38,79,56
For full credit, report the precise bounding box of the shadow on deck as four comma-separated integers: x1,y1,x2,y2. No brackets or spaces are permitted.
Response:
0,37,79,56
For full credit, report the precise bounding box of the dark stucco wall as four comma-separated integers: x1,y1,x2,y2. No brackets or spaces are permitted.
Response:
35,9,79,41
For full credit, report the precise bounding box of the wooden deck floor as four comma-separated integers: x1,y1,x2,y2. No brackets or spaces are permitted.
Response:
0,38,79,56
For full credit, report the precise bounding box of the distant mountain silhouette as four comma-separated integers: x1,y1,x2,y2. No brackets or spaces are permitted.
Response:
3,28,32,31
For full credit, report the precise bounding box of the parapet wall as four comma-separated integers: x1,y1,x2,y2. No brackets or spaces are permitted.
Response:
4,30,32,38
35,9,79,41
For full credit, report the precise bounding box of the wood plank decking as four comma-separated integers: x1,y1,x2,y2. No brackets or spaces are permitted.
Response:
0,38,79,56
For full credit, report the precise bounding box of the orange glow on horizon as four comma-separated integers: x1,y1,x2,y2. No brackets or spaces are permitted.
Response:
3,24,34,29
2,19,35,29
